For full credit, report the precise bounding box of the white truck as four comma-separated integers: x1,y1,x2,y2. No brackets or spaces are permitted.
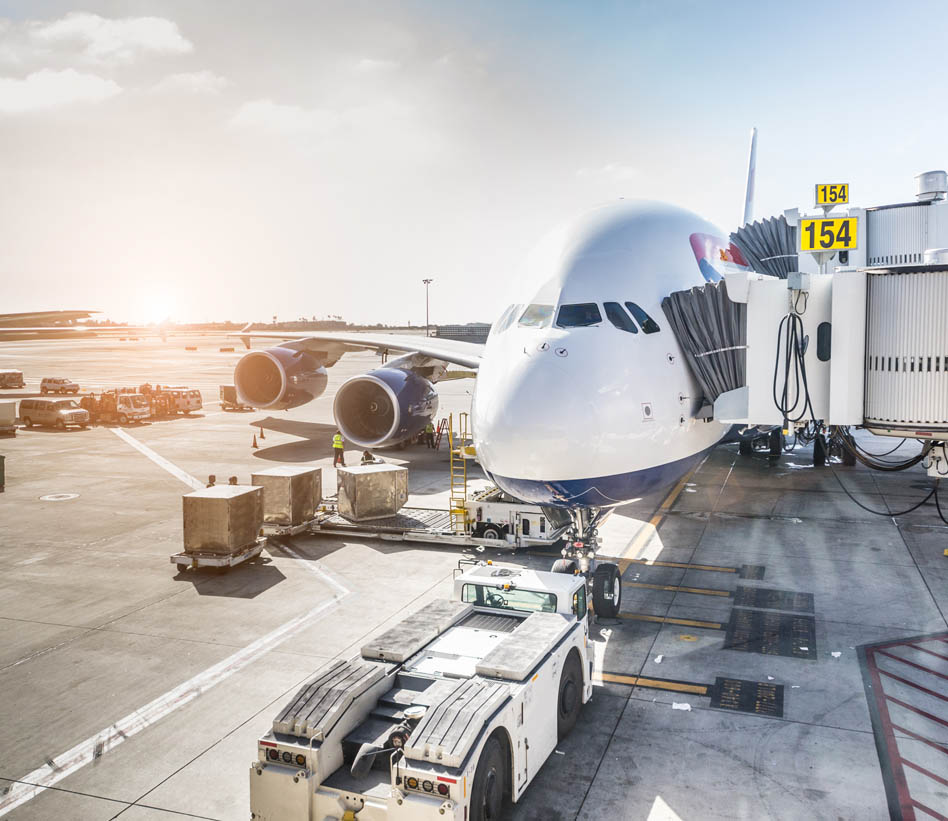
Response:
250,561,612,821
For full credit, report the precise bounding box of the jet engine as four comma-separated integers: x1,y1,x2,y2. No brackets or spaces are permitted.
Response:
234,346,328,410
333,368,438,448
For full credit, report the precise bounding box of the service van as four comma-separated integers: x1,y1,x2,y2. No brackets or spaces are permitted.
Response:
40,377,79,395
19,398,90,429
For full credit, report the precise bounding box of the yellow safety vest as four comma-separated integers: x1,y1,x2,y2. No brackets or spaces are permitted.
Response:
425,423,434,433
332,434,343,449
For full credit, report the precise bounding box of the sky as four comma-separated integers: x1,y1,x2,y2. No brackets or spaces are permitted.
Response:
2,0,948,325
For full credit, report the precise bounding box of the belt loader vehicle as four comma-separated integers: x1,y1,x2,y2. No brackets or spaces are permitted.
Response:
249,560,618,820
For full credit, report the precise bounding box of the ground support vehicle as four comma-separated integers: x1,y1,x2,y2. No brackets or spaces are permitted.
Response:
220,384,253,411
286,498,572,551
169,537,266,572
19,398,90,429
250,562,593,820
465,487,572,543
142,386,203,417
40,377,79,394
0,370,24,389
80,391,150,425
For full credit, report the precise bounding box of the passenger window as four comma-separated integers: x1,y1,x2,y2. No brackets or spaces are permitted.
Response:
518,304,553,328
625,302,660,334
556,303,602,328
604,302,638,333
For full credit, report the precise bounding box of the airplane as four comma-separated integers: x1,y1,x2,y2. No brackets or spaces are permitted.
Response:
232,133,758,609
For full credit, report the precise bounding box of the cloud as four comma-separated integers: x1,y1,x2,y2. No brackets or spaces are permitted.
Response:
354,57,400,73
576,163,639,182
152,70,228,94
15,12,192,66
229,99,339,135
0,68,120,114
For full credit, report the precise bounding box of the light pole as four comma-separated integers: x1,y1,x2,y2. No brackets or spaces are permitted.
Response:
422,278,433,337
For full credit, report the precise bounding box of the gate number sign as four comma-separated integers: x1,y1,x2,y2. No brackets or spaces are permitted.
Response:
799,217,858,252
815,183,849,205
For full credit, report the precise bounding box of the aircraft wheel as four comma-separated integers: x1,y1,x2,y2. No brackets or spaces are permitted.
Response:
592,562,621,618
551,558,577,574
557,650,583,740
470,736,506,821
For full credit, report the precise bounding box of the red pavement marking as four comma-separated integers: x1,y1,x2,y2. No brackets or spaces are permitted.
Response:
886,694,948,729
909,643,948,664
890,724,948,756
880,668,948,704
901,758,948,790
880,650,948,683
868,647,918,820
910,799,948,821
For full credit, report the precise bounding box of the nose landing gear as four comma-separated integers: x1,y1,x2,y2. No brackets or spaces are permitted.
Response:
550,510,622,618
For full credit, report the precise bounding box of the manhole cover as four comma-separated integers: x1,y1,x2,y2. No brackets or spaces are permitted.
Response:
39,493,79,502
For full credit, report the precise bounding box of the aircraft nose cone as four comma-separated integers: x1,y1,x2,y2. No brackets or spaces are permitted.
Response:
473,346,600,483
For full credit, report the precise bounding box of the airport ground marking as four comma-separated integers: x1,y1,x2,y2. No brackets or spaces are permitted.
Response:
0,592,349,816
109,427,204,490
617,612,724,630
596,671,784,717
622,581,732,597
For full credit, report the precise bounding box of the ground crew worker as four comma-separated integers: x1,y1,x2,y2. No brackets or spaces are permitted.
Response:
424,421,435,448
332,431,346,467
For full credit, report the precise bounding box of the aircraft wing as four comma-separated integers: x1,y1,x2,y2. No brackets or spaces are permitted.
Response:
233,330,484,370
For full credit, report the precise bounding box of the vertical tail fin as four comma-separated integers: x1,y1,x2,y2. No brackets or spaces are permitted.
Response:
742,127,757,226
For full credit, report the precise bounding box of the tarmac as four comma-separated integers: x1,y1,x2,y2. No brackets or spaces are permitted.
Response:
0,334,946,820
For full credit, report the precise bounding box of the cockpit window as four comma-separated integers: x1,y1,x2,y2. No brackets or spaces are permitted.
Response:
625,302,660,334
556,303,602,328
518,304,554,328
604,302,638,334
491,304,522,336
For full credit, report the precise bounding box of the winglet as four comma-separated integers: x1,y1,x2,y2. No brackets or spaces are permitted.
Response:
239,322,253,349
742,127,757,227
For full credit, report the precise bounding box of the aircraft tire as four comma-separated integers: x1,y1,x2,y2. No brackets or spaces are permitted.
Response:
592,563,621,618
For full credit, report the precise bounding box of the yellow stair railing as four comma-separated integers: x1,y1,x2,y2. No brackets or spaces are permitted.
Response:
448,411,470,534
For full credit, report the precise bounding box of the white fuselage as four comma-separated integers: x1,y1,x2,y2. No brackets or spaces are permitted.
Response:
471,200,737,507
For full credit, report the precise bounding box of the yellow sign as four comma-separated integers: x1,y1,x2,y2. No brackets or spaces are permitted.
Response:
815,183,849,205
799,217,858,252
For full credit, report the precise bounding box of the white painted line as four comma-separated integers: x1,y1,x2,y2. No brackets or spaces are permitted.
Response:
0,592,348,815
270,539,350,597
109,428,204,491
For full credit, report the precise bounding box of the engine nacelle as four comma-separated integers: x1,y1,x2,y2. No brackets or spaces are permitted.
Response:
234,346,328,410
334,368,438,448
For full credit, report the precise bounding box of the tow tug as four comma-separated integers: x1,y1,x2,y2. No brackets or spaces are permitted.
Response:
250,560,614,820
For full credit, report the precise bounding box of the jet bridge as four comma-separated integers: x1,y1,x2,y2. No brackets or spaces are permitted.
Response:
666,170,948,474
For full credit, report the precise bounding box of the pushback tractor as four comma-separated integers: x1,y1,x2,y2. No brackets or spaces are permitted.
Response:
250,562,596,820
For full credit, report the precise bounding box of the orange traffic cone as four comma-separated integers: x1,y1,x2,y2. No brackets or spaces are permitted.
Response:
252,434,258,449
259,426,265,440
